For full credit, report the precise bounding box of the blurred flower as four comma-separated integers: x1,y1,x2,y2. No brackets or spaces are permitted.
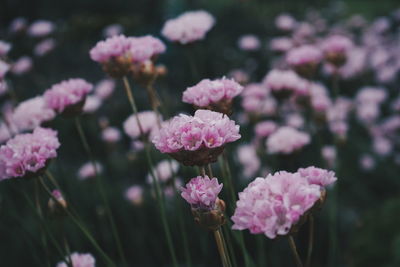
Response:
34,38,56,56
263,69,307,98
285,113,305,129
152,110,240,166
298,166,337,188
146,160,179,184
123,111,158,139
231,171,321,239
28,20,55,37
9,17,27,33
266,126,310,154
254,121,277,138
11,56,33,75
238,35,261,51
0,60,10,79
125,185,144,206
103,23,124,38
11,96,56,132
372,137,392,157
227,69,249,84
321,146,336,168
82,95,102,114
269,37,293,53
56,252,95,267
360,154,375,171
241,83,277,116
237,144,260,179
94,79,115,100
161,10,215,44
101,127,121,143
44,78,93,115
286,45,322,77
0,127,60,180
275,13,297,31
78,162,103,180
0,40,11,57
48,189,67,215
321,35,353,67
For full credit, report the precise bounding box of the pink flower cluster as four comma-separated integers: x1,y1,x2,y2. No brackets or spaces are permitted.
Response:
0,127,60,180
182,77,243,107
321,35,353,54
44,78,93,113
286,45,322,67
161,10,215,44
56,252,95,267
263,70,307,96
231,170,321,239
27,20,55,37
241,83,277,115
125,185,144,206
181,175,223,210
89,34,165,63
152,109,240,153
123,111,158,139
78,161,103,180
266,126,310,154
238,35,261,51
298,166,337,187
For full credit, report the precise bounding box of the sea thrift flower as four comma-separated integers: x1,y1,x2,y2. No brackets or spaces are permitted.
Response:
103,24,123,38
161,10,215,44
0,41,11,57
231,171,321,239
237,144,261,178
9,17,27,33
182,77,243,115
270,37,293,53
181,175,222,210
44,78,93,115
285,113,305,129
254,121,277,138
48,189,67,215
125,185,144,206
0,60,10,79
0,81,7,96
152,109,240,166
28,20,55,37
56,252,95,267
11,96,56,132
0,127,60,180
11,56,33,75
322,146,336,168
360,154,375,171
286,45,322,78
82,96,102,114
321,35,353,67
94,79,115,100
147,160,179,184
241,83,277,116
78,162,103,180
275,13,297,31
310,83,332,114
101,127,121,143
34,38,56,56
123,111,158,139
298,166,337,188
263,69,307,99
238,35,261,51
266,126,310,154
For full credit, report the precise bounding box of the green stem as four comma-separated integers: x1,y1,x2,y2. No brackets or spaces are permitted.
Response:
306,215,314,267
288,235,304,267
214,228,233,267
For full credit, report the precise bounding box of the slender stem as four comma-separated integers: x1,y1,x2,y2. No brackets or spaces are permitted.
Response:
122,75,178,267
61,221,73,267
288,235,304,267
214,228,233,267
207,164,214,177
74,116,127,265
306,215,315,267
38,176,117,267
200,166,206,177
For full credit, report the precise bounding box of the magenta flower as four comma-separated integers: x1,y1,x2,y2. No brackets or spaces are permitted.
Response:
0,127,60,180
44,78,93,115
182,77,243,114
152,109,240,165
11,96,56,132
297,166,337,188
89,34,131,63
266,126,310,154
123,111,158,139
181,175,223,210
161,10,215,44
56,252,95,267
231,171,321,239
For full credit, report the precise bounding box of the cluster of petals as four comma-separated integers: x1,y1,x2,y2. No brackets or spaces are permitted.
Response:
237,144,261,178
11,56,33,75
125,185,144,206
231,170,321,239
152,109,240,153
161,10,215,44
78,162,103,180
146,160,179,184
27,20,55,37
241,83,277,115
298,166,337,188
11,96,56,132
123,111,158,139
254,121,277,138
321,35,353,54
0,127,60,180
182,77,243,107
266,126,310,154
44,78,93,113
238,35,261,51
90,34,165,63
263,69,307,95
0,60,10,79
0,40,11,56
286,45,322,67
309,83,332,113
56,252,95,267
181,175,223,210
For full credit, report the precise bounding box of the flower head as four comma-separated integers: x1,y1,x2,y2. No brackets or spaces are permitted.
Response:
231,171,321,239
297,166,337,188
78,162,103,180
263,69,308,98
181,175,223,210
123,111,158,139
28,20,54,37
238,35,261,51
0,127,60,180
266,126,310,154
161,10,215,44
125,185,144,206
56,252,95,267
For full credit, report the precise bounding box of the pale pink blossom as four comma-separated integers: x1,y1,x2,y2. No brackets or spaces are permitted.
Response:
123,111,158,139
237,144,260,178
101,127,121,143
9,17,27,33
161,10,215,44
94,79,115,100
34,38,56,56
266,126,310,154
286,45,322,67
78,162,103,180
321,146,336,167
238,35,261,51
11,56,33,75
181,175,223,210
28,20,55,37
321,35,353,54
241,83,277,115
373,137,392,156
0,60,10,79
125,185,144,206
263,69,307,96
275,13,297,31
82,96,102,114
147,160,179,184
103,24,124,38
56,252,95,267
270,37,293,53
360,154,375,171
254,121,277,138
0,41,11,57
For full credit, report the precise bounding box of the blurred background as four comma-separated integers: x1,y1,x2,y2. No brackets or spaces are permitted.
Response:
1,0,400,266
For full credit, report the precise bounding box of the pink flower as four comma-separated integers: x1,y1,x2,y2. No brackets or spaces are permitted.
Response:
125,185,144,206
77,162,102,180
286,45,322,67
0,40,11,57
321,35,353,54
89,35,131,63
310,83,332,113
269,37,293,53
9,17,27,33
181,175,223,210
152,109,240,154
298,166,337,188
82,96,102,114
28,20,55,37
237,144,261,178
275,13,297,31
146,160,179,184
254,121,277,138
231,171,321,239
373,137,392,156
0,60,10,79
321,146,336,167
0,127,60,180
101,127,121,143
11,96,56,132
123,111,158,139
360,154,375,171
161,10,215,44
182,77,243,107
44,78,93,113
241,83,277,115
34,38,56,56
266,126,310,154
238,35,261,51
11,56,33,75
103,24,123,38
263,69,307,96
56,252,95,267
94,79,115,100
